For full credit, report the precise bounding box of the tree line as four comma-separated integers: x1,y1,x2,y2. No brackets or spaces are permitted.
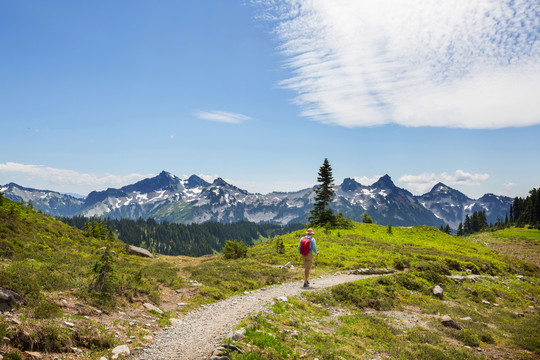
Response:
61,216,302,257
456,187,540,236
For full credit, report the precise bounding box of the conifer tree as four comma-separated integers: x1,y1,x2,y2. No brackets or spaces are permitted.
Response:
308,158,336,227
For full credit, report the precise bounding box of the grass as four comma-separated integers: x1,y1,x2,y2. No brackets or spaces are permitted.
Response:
1,195,539,359
225,224,540,360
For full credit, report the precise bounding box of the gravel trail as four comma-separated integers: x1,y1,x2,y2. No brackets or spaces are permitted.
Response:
132,273,383,360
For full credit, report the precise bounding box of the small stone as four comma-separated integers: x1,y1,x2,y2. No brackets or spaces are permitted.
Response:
129,321,136,326
72,347,82,353
111,344,130,359
143,303,164,315
433,285,444,298
177,302,188,307
284,262,292,268
441,315,461,329
143,335,153,341
482,300,491,305
99,357,108,360
460,317,473,321
23,352,42,360
10,317,21,325
226,329,246,341
64,321,75,327
277,296,288,303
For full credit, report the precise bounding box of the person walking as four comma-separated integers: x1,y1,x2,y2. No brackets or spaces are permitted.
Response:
298,228,319,287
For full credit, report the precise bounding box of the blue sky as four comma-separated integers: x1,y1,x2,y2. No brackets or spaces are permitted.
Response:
1,0,539,199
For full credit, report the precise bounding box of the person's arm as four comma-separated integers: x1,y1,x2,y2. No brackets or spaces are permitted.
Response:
311,238,318,255
298,238,302,253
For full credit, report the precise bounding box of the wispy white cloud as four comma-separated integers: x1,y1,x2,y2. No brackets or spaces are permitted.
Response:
504,182,517,189
0,162,153,194
194,110,251,124
258,0,540,129
353,175,383,186
398,170,490,194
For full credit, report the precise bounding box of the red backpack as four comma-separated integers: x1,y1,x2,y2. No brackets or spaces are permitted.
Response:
299,236,311,255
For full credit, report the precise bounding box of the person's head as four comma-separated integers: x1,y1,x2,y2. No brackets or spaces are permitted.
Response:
306,228,314,235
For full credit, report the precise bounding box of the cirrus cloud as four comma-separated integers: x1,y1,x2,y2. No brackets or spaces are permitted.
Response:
398,170,490,194
258,0,540,129
194,110,251,124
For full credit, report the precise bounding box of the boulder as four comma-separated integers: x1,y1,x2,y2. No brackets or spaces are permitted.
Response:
0,287,27,311
441,315,461,330
143,302,164,315
126,245,154,258
433,285,444,298
111,344,130,359
276,296,288,303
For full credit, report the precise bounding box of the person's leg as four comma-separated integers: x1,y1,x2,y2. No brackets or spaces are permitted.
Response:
304,266,310,282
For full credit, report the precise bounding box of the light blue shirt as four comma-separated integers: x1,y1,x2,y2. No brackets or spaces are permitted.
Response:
298,235,318,255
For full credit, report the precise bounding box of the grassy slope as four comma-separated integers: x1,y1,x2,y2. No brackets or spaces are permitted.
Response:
226,225,540,360
1,195,539,359
0,198,189,357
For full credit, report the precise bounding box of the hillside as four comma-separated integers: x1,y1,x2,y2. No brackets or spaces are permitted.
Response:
0,193,538,359
230,225,540,360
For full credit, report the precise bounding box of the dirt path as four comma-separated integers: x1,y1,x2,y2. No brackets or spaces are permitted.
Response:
131,273,383,360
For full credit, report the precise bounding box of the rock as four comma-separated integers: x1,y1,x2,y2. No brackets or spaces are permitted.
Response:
0,287,27,311
460,317,473,321
451,275,466,283
441,315,461,329
226,329,246,341
284,262,292,268
221,344,243,353
99,357,108,360
177,302,188,307
23,352,42,360
482,300,491,305
276,296,288,303
64,321,75,327
111,344,130,359
433,285,444,298
143,303,164,315
11,317,21,325
126,245,154,258
143,335,153,341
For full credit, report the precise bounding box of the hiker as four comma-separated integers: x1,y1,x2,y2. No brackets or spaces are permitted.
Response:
298,228,319,287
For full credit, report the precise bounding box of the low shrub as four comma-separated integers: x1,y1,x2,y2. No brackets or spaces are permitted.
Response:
222,240,248,259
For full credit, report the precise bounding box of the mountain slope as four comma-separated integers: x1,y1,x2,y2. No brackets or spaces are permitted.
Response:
417,183,512,229
1,172,512,229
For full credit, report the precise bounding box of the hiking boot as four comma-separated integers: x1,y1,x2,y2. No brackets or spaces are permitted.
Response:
303,281,309,288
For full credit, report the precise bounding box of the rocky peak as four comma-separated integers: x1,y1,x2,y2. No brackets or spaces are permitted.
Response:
340,178,362,192
372,174,395,189
184,175,210,189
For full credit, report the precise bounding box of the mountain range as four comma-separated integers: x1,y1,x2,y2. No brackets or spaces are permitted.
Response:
1,171,512,230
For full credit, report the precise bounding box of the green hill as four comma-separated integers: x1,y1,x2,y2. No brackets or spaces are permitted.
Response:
0,196,185,358
1,192,539,359
228,225,540,359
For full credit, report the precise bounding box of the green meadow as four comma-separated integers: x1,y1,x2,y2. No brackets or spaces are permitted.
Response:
1,194,539,359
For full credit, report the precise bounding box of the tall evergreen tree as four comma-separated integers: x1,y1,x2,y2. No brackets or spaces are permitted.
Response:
308,158,336,227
